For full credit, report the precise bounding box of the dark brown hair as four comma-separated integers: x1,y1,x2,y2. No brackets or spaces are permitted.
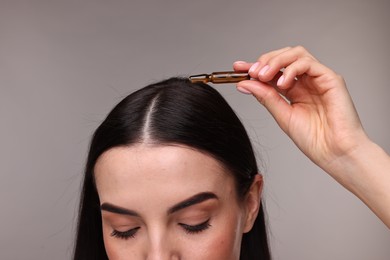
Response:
74,78,271,259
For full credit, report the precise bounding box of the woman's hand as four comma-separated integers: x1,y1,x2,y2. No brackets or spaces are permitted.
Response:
233,46,367,179
233,46,390,228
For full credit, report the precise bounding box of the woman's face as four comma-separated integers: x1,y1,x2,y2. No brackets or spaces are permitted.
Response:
94,144,261,260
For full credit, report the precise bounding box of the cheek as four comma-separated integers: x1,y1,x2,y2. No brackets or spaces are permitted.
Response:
193,213,244,260
102,225,140,260
103,236,116,259
102,226,119,259
201,231,241,260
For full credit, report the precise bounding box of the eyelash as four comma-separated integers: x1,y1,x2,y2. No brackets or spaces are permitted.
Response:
179,219,211,234
111,227,140,240
111,219,211,240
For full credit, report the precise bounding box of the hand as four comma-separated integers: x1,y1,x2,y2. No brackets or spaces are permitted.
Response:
233,46,368,181
233,46,390,228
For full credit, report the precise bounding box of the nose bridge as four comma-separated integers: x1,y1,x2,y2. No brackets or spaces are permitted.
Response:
146,226,178,260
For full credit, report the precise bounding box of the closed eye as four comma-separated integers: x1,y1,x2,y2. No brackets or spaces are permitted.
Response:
111,227,140,240
179,219,211,234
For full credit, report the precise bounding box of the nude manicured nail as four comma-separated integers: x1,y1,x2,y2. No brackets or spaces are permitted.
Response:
237,86,252,95
259,65,270,76
249,62,260,74
277,75,285,86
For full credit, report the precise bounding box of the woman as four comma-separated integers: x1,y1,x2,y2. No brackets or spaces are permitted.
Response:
74,77,271,259
74,46,390,259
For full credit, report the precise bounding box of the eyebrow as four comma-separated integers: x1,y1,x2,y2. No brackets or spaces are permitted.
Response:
100,203,140,217
167,192,218,214
100,192,218,216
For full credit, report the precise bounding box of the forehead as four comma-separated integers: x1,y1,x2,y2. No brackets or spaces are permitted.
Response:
94,145,236,208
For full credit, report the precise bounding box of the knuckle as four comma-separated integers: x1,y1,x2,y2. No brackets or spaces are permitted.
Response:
293,45,311,57
294,45,306,52
300,56,314,63
335,73,346,83
280,46,292,53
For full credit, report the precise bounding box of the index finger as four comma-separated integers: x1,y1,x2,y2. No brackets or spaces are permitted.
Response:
233,47,293,77
233,61,253,72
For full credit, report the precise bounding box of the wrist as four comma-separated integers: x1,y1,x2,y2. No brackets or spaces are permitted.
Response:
324,137,390,227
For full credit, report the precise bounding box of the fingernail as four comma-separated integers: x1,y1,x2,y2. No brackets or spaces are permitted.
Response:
259,65,270,76
249,62,260,74
234,61,246,65
237,86,252,95
277,75,285,86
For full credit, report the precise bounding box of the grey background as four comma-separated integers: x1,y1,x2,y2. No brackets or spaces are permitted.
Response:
1,0,389,259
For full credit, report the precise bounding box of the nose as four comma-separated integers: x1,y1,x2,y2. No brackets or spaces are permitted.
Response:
145,234,180,260
146,247,179,260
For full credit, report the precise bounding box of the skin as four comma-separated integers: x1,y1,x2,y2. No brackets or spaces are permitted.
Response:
233,46,390,228
94,144,263,259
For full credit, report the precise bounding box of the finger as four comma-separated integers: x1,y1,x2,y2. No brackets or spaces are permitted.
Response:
256,46,293,64
276,57,337,90
233,61,263,79
265,70,284,90
237,71,288,97
233,61,253,72
258,46,317,82
233,47,293,78
237,80,292,132
248,47,292,78
233,61,261,80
